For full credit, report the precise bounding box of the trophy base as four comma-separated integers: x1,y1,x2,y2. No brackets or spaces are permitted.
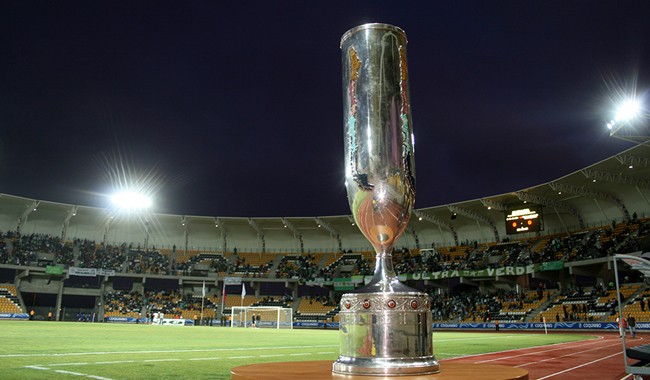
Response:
335,288,437,376
332,356,440,376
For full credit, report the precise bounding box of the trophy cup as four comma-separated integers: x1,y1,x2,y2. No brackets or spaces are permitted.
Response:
333,24,440,376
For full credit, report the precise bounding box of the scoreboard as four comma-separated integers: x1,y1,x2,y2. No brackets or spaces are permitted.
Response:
505,207,543,234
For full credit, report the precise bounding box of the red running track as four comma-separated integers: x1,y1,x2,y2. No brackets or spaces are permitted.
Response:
444,332,646,379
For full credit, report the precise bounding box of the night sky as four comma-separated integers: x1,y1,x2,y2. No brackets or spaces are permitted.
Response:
1,1,648,217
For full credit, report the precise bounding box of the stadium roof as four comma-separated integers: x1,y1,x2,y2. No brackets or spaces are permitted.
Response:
2,143,650,251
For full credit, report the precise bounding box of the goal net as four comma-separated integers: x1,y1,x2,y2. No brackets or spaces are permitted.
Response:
230,306,293,329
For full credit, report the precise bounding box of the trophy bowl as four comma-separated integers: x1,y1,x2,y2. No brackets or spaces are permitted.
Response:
332,23,440,376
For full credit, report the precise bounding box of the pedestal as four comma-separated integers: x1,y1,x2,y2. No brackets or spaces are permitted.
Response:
230,360,528,380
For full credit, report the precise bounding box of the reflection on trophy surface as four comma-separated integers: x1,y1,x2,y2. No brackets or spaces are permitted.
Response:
332,23,440,376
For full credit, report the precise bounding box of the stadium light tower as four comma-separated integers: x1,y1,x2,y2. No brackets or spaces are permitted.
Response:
607,96,649,143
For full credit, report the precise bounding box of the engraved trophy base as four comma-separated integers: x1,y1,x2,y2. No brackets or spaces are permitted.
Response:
332,286,439,376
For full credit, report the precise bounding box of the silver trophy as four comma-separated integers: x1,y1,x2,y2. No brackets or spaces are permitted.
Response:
333,24,440,376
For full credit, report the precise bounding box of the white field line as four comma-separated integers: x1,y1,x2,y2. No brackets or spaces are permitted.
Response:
444,335,605,361
2,344,338,358
423,336,523,357
434,334,551,358
8,334,589,360
434,335,519,342
225,356,256,359
23,350,335,371
93,361,137,365
53,369,114,380
24,365,49,370
535,351,622,380
473,337,617,364
25,365,116,380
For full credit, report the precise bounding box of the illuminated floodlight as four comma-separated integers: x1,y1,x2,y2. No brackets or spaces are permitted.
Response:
615,99,641,122
606,94,648,143
99,149,165,215
111,191,152,210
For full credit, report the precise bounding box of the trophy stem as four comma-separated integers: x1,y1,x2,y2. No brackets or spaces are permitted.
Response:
376,250,396,278
363,250,400,293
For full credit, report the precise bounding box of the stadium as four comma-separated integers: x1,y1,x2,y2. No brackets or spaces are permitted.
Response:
2,141,650,379
3,2,650,379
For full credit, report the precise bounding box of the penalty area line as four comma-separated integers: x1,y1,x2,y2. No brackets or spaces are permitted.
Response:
53,369,114,380
24,366,115,380
24,365,49,370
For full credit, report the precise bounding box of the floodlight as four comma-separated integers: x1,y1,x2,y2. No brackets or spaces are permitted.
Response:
111,191,152,210
615,99,641,122
607,96,649,143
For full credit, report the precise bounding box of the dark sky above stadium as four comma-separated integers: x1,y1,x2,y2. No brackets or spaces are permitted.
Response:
1,1,649,218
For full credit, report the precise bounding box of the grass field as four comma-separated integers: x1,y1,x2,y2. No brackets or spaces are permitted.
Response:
0,321,596,379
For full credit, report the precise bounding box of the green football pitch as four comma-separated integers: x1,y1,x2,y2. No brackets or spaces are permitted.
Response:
0,321,595,380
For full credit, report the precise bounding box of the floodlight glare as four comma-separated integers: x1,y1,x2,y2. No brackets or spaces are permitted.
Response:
111,191,152,210
615,99,641,122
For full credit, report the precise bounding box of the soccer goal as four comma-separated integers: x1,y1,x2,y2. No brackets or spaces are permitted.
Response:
230,306,293,329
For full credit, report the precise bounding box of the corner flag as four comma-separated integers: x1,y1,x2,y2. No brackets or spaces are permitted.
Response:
241,283,246,299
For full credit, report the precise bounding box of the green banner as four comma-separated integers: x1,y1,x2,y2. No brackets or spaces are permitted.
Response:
333,278,355,291
538,260,564,271
45,265,64,275
333,261,566,285
351,275,365,284
404,261,565,281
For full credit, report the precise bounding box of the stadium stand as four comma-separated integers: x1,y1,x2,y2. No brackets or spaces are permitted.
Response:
2,219,650,324
3,145,650,327
294,297,339,322
0,284,22,314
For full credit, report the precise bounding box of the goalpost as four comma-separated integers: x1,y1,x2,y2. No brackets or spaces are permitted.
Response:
230,306,293,329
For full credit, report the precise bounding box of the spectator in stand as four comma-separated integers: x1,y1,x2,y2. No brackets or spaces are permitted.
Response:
641,298,646,312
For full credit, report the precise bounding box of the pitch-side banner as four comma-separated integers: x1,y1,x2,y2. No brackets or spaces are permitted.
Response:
0,313,28,319
431,321,643,330
223,277,242,285
403,261,564,281
106,316,194,325
68,267,116,277
293,321,647,330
